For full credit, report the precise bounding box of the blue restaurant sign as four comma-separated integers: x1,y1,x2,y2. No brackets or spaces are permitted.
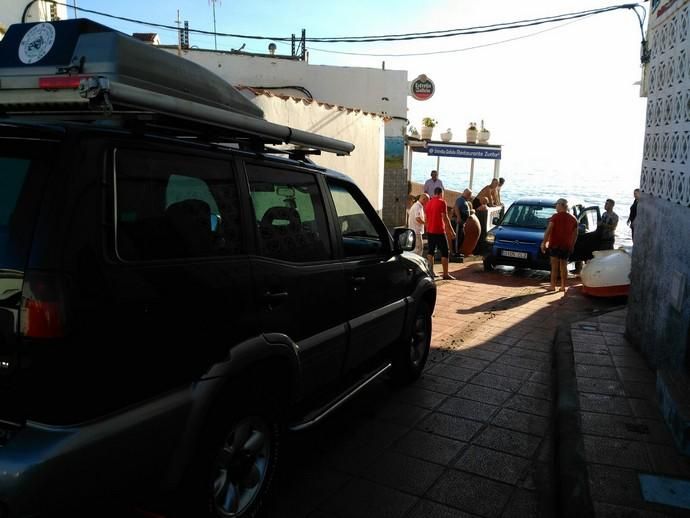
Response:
426,143,502,160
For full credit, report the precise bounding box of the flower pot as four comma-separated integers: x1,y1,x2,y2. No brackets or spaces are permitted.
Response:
466,128,477,144
478,128,490,144
420,126,433,140
440,129,453,142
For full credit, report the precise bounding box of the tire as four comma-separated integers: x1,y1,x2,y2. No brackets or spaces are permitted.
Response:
392,301,431,384
176,398,281,518
483,257,495,271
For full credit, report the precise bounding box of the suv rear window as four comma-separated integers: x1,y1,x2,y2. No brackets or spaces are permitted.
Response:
0,139,52,271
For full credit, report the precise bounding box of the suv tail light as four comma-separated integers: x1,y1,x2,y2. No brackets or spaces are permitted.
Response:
38,76,87,90
20,272,66,339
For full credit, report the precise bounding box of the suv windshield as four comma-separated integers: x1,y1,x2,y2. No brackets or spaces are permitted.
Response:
501,203,556,229
0,139,52,275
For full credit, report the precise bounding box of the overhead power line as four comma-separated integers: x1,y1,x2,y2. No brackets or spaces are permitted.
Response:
41,1,645,46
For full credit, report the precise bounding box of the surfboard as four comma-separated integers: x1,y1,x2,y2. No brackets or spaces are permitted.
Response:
462,214,481,256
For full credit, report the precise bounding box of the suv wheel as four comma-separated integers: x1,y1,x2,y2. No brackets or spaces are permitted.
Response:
392,301,431,384
178,402,280,518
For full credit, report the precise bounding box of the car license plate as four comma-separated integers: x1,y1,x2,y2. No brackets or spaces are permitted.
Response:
501,250,528,259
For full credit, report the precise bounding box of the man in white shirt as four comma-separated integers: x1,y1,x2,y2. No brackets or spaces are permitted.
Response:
408,193,429,256
423,170,444,197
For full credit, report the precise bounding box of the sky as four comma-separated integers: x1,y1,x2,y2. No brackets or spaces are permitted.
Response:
54,0,647,181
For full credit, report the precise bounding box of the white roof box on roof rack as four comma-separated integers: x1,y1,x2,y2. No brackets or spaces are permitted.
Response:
0,19,355,155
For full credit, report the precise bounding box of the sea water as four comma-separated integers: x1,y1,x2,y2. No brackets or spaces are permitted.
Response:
412,154,638,247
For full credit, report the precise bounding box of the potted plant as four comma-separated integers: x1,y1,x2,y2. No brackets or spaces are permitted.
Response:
478,120,490,144
466,122,478,144
421,117,437,140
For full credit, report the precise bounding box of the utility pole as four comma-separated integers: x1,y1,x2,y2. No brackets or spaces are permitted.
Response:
176,9,181,56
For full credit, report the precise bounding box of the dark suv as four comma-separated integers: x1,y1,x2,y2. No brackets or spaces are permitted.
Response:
0,20,436,518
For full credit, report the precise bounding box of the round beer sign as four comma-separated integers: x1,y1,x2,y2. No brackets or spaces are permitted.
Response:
411,74,434,101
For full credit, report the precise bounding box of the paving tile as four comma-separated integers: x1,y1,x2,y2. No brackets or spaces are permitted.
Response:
394,386,448,410
437,396,499,422
629,398,664,420
373,401,429,428
470,372,523,392
484,362,534,381
645,443,690,478
416,374,463,395
444,355,491,371
603,333,631,346
529,370,552,385
454,445,530,485
428,363,478,382
599,323,626,334
491,408,549,437
393,429,466,466
496,354,547,372
579,412,676,444
617,367,656,383
320,438,384,476
505,394,552,417
612,354,649,369
349,419,410,449
574,351,614,367
608,345,633,356
576,364,619,380
365,450,445,496
518,381,552,401
481,342,512,354
269,464,350,518
579,393,633,416
473,425,542,458
407,499,479,518
622,380,657,400
514,339,552,353
571,330,607,345
588,464,645,507
490,333,521,346
456,383,513,406
501,489,541,518
577,377,626,396
573,342,610,355
457,347,502,362
582,435,650,470
417,412,484,442
592,501,670,517
426,469,512,518
317,478,417,518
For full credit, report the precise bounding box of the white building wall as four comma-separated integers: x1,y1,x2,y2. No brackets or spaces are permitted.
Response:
251,93,386,211
165,49,408,138
0,0,68,36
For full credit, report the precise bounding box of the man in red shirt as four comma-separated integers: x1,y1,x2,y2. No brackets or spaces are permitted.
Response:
540,198,578,292
425,187,457,280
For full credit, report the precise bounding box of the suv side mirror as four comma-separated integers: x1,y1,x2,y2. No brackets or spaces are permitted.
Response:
393,228,416,252
492,216,500,225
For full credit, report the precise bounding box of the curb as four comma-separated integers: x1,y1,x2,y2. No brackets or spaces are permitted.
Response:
554,323,594,518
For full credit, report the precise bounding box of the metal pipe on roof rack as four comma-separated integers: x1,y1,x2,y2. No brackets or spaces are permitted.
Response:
100,80,355,155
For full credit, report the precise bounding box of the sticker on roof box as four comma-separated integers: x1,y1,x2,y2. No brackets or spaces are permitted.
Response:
18,23,56,64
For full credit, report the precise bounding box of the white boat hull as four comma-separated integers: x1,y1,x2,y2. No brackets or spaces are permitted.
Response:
580,247,632,297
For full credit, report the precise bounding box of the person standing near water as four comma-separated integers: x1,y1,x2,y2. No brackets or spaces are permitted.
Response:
425,187,456,280
423,170,444,197
598,198,619,250
541,198,578,293
627,189,640,241
408,193,428,257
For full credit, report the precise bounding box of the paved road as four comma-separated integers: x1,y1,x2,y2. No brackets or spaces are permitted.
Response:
264,261,624,518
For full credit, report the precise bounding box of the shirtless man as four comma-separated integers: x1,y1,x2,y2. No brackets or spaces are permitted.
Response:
473,178,499,209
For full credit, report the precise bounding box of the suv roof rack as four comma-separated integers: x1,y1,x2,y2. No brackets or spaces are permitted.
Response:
0,19,354,156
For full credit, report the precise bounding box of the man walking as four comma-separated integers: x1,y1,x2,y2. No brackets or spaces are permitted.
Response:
407,193,428,256
598,198,619,250
425,187,456,280
423,170,444,197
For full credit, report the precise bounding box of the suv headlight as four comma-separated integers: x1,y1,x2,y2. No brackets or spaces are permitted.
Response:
485,232,496,244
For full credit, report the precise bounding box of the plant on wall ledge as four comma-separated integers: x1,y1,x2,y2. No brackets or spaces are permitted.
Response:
422,117,437,128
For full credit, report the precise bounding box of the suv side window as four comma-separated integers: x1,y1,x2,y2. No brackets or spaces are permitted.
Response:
114,149,242,261
246,164,331,262
327,180,387,257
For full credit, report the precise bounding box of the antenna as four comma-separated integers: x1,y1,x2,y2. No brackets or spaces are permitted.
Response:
210,0,221,51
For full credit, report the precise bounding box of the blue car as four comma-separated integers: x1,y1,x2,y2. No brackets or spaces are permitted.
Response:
483,197,600,271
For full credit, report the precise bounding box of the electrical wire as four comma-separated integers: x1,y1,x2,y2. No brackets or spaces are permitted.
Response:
41,0,644,45
306,17,587,58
